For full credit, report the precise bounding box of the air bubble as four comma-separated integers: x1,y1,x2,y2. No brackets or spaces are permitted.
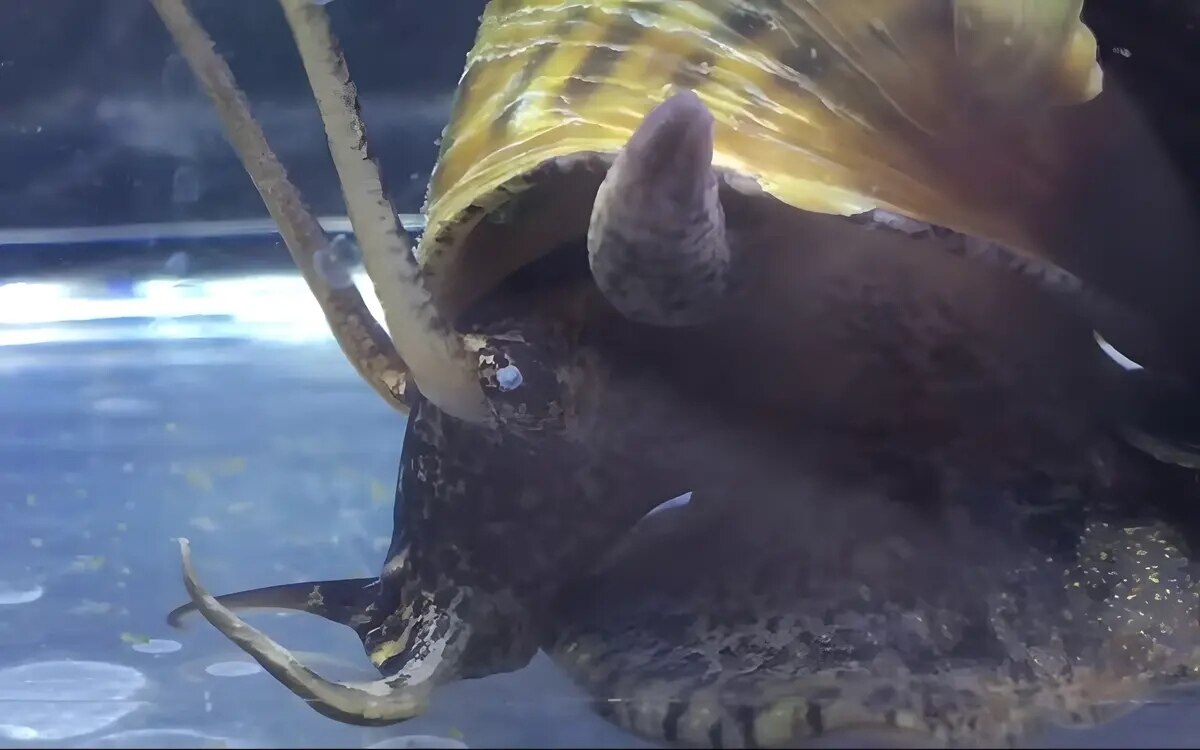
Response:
92,396,156,416
171,165,200,204
366,736,468,749
314,234,361,290
0,661,146,741
83,728,244,748
0,582,43,605
204,660,262,677
131,639,182,655
496,365,523,391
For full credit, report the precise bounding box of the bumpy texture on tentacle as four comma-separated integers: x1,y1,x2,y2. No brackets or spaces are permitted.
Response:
176,538,438,726
588,91,733,326
148,0,409,411
277,0,489,423
166,577,380,636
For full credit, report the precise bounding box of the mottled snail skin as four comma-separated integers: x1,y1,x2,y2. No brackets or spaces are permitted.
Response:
549,469,1200,748
356,306,657,684
588,91,735,327
537,186,1200,746
175,226,1200,745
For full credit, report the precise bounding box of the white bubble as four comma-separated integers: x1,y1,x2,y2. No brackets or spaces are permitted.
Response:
314,247,354,290
496,365,523,392
1,725,38,740
160,53,198,100
314,234,362,291
204,660,262,677
91,396,157,416
82,728,242,748
130,639,182,655
0,583,43,605
0,660,146,741
329,233,362,265
366,736,469,749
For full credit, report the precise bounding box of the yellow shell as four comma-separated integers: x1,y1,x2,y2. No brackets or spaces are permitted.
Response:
418,0,1102,318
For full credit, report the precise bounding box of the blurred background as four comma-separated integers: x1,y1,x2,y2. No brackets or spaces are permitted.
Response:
0,1,1198,748
0,1,1196,268
0,0,488,277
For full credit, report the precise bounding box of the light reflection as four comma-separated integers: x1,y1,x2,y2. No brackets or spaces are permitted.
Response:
0,271,388,346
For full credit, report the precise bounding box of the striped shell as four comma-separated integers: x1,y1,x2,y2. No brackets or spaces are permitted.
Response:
417,0,1101,318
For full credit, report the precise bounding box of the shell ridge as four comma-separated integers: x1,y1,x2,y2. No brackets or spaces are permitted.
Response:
421,0,1105,310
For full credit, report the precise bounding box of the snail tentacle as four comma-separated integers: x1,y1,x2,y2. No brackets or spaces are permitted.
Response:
588,90,735,327
177,538,455,726
277,0,489,423
148,0,410,412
